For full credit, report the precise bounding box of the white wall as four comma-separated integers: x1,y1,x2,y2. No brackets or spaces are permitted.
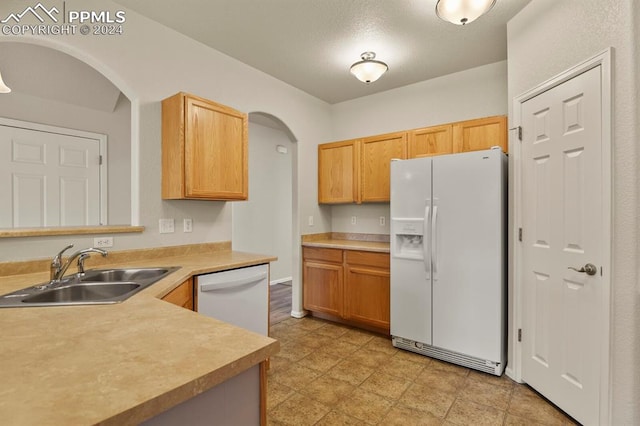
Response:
329,61,508,234
0,91,131,225
507,1,639,423
0,0,333,261
233,122,293,283
0,0,334,316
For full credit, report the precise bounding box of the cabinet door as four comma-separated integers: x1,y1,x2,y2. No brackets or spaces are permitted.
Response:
162,278,194,311
303,260,343,317
184,96,248,200
452,116,507,154
408,124,453,158
344,251,390,331
344,265,390,331
318,140,359,204
361,132,407,202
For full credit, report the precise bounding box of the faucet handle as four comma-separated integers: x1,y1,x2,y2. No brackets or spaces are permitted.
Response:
77,253,90,274
53,244,74,265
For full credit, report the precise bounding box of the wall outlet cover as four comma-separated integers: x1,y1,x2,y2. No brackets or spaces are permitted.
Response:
351,216,357,225
183,218,193,233
93,236,113,248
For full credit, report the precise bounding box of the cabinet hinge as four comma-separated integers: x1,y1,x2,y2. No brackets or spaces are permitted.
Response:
99,155,103,165
518,329,522,342
518,126,523,141
518,228,523,242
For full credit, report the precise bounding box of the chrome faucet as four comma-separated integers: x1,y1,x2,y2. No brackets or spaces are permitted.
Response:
49,245,108,284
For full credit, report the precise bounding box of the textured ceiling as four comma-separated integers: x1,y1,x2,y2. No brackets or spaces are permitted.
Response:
117,0,530,104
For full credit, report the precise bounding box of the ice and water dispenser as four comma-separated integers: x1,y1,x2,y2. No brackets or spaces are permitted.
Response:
391,219,425,260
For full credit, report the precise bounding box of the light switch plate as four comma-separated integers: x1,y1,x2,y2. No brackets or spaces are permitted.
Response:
159,218,175,234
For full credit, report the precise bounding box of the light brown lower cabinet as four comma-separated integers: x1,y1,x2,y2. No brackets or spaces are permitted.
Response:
303,247,390,333
161,277,195,311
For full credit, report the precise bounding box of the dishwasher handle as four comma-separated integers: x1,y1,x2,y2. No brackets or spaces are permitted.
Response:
200,271,268,292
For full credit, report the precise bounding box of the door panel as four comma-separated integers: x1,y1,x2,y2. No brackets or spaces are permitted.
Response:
431,149,504,362
0,125,101,227
390,157,432,344
521,66,602,425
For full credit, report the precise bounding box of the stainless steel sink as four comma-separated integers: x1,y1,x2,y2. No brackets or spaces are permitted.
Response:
23,282,141,304
0,266,180,308
80,267,172,283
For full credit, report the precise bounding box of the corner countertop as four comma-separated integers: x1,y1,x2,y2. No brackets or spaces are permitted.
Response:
0,250,279,425
302,239,390,253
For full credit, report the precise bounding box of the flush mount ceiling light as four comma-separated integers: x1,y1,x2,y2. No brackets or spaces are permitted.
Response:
349,52,388,84
0,71,11,93
436,0,497,25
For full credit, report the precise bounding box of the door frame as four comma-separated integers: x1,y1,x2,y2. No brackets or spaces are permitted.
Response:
0,116,108,225
511,48,612,424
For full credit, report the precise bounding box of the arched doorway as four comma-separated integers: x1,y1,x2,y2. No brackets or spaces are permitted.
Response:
232,112,298,320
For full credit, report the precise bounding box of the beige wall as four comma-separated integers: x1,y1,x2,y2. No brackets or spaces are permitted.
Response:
507,1,639,423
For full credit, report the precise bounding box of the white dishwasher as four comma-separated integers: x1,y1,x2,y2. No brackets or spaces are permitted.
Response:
196,264,269,336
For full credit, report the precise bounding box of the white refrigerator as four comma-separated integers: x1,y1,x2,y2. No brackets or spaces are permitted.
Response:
390,148,506,376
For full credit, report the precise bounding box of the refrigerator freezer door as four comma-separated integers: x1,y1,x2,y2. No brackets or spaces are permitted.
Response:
431,149,505,362
390,157,433,345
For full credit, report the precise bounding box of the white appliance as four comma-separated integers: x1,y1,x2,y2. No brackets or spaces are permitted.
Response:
390,148,506,375
197,264,269,336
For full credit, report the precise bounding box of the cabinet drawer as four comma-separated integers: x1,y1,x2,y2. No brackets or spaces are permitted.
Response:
303,247,343,263
345,250,390,269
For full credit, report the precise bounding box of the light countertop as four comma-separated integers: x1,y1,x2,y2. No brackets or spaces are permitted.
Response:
0,250,279,425
302,238,390,253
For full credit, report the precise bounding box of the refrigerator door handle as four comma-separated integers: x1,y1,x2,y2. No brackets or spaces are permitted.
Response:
423,205,430,274
432,205,438,279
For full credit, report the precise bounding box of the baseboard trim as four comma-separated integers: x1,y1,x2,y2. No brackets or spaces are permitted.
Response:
505,367,522,383
270,276,292,286
290,310,307,318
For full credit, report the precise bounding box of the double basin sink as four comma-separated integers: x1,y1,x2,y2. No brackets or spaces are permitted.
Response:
0,267,180,308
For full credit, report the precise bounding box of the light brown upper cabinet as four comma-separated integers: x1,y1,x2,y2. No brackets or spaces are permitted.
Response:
318,139,360,204
360,132,407,202
318,116,506,204
452,115,507,154
162,92,248,200
408,124,453,158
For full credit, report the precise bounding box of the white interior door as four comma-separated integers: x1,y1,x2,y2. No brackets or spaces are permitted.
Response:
520,65,603,425
0,124,102,227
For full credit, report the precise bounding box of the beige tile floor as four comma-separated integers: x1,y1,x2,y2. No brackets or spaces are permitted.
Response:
267,317,577,426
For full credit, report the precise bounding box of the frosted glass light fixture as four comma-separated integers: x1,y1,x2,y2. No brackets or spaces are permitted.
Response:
349,52,388,84
436,0,496,25
0,71,11,93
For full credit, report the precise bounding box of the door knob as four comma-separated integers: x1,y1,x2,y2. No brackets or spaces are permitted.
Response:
568,263,597,276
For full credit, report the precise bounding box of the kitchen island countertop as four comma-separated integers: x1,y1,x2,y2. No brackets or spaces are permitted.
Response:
0,249,278,425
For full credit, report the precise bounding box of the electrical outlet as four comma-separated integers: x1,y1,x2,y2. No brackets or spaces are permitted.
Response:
379,216,386,226
159,218,175,234
183,218,193,233
351,216,357,225
93,236,113,248
308,216,314,226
